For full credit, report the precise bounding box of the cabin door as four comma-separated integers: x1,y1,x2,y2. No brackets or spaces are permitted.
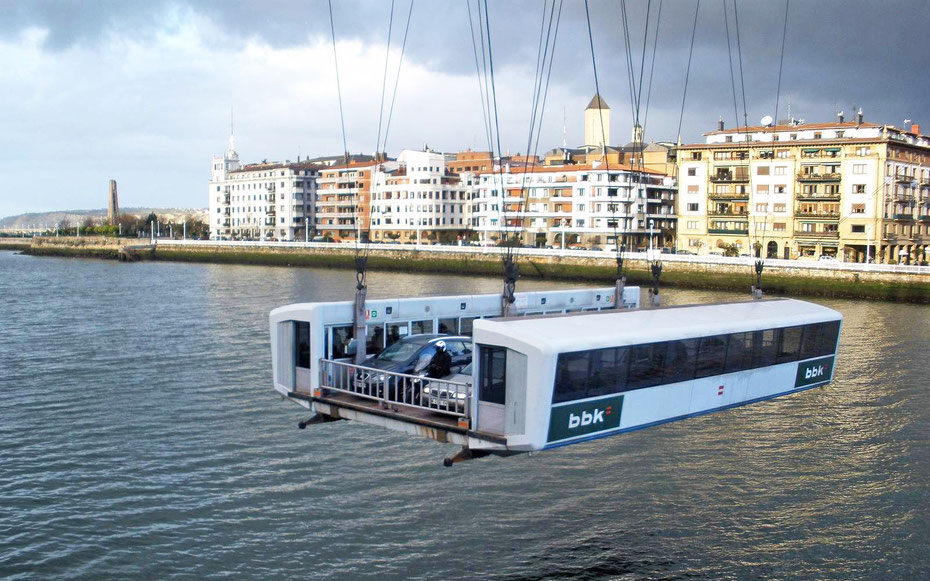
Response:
476,346,526,436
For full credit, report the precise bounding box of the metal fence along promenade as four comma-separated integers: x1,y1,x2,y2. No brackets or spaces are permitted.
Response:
155,239,930,276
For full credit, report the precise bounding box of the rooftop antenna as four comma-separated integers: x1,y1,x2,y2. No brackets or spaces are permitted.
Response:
562,107,568,149
229,107,236,153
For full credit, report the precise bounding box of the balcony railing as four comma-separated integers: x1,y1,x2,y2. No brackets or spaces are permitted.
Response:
709,174,750,183
796,192,841,200
794,211,840,219
794,230,840,239
894,174,915,184
709,191,750,200
893,213,914,221
796,172,841,182
707,228,749,235
708,210,748,217
919,215,930,222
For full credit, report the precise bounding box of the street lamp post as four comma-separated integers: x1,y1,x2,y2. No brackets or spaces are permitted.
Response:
305,217,309,245
648,218,655,258
866,224,873,264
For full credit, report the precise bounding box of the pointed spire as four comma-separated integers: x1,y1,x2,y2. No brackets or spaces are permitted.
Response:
228,107,236,154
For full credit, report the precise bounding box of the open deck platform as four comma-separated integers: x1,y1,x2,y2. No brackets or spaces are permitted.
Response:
288,388,507,448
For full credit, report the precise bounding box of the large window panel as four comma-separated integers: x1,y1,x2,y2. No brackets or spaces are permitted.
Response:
628,342,667,390
775,326,803,363
554,352,591,403
664,339,698,384
695,335,729,378
818,321,840,357
799,323,824,360
296,321,311,368
480,346,507,405
752,329,778,368
726,332,755,373
590,347,629,397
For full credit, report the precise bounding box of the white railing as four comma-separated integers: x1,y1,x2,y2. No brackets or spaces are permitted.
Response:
318,359,471,419
154,239,930,275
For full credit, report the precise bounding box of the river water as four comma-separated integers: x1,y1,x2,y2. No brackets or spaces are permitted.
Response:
0,250,927,580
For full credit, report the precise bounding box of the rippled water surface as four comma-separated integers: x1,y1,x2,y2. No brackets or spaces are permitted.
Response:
1,251,927,580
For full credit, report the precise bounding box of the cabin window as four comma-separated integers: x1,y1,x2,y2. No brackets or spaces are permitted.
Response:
725,332,755,373
663,339,698,383
590,348,629,396
460,316,481,336
366,325,385,355
752,329,778,368
479,346,507,405
410,320,434,335
775,326,803,363
386,323,407,347
554,352,590,402
627,342,667,390
438,318,458,334
800,321,840,360
695,335,729,378
328,325,354,359
296,322,311,368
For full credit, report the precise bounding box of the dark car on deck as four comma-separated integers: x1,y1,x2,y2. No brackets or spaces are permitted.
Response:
354,334,472,400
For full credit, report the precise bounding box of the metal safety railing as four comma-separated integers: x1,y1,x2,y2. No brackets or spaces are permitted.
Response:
318,359,471,419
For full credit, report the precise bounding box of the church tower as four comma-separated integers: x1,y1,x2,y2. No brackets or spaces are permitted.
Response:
212,109,241,182
584,93,610,150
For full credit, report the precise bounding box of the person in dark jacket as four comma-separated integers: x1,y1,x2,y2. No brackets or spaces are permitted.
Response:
427,341,453,378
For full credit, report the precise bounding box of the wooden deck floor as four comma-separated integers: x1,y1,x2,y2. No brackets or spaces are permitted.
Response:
295,388,466,431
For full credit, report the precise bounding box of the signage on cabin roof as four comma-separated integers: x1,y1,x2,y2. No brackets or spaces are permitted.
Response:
547,395,623,443
795,355,834,388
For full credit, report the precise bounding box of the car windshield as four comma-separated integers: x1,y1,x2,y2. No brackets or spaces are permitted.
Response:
375,340,424,363
460,363,473,375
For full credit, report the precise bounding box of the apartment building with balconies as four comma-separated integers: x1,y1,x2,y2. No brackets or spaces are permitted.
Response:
471,163,676,250
314,160,381,242
369,149,476,244
209,153,321,241
676,114,930,263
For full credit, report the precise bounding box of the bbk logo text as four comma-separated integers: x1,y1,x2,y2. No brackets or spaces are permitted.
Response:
547,396,624,443
567,407,610,429
805,365,825,379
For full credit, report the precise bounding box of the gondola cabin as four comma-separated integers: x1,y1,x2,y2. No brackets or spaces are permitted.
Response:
469,298,841,452
271,294,840,463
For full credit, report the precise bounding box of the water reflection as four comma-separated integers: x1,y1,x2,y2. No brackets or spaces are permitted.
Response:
0,252,927,580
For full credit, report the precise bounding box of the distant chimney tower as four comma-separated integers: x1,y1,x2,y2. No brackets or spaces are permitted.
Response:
856,108,864,125
837,111,844,124
107,180,119,225
718,116,725,131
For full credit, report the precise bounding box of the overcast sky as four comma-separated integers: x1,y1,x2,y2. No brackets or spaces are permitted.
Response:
1,0,928,218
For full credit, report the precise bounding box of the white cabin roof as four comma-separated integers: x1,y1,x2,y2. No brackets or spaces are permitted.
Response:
474,299,841,353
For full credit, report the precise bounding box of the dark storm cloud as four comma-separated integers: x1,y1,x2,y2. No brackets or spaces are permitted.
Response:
6,0,927,142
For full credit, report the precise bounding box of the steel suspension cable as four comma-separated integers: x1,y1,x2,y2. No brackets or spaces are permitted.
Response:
382,0,415,154
641,0,663,136
466,0,494,156
374,0,395,158
675,0,701,144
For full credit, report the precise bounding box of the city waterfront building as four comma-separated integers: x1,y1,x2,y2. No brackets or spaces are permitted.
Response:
676,114,930,263
314,160,380,242
369,149,476,244
471,163,677,250
209,136,321,241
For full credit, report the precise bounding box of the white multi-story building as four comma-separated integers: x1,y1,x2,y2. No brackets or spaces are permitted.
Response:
369,149,477,244
471,164,677,249
209,138,321,241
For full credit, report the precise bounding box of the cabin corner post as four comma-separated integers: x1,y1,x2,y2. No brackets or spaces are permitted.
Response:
501,256,519,317
353,261,368,364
